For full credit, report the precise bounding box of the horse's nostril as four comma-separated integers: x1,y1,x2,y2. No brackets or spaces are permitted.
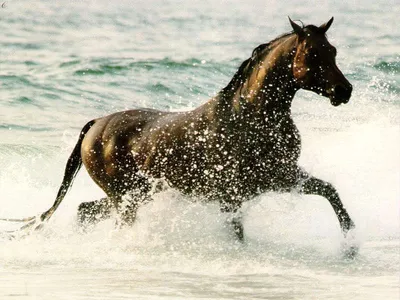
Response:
334,85,352,101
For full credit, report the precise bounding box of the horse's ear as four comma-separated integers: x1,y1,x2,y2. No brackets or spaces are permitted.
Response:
288,17,304,37
319,17,334,34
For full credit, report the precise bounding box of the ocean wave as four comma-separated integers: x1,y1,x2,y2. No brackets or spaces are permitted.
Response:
373,60,400,74
145,82,176,94
59,60,81,68
0,124,54,132
0,75,33,86
69,57,236,76
0,144,59,158
130,57,239,72
16,96,33,104
130,58,206,70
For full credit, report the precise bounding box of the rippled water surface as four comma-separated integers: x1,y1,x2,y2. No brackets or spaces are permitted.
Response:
0,0,399,299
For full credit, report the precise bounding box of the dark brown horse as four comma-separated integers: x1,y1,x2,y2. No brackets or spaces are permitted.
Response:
7,17,355,241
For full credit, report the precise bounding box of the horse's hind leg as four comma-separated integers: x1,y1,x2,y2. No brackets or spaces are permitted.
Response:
76,192,148,228
107,174,152,227
77,174,151,228
77,197,113,227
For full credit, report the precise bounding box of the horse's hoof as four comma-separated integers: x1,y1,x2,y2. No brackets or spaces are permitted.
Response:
341,217,355,236
342,244,359,259
341,227,358,259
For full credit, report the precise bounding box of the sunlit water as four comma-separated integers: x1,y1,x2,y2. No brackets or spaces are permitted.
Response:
0,0,399,299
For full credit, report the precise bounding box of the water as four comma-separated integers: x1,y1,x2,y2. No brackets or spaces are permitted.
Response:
0,0,399,299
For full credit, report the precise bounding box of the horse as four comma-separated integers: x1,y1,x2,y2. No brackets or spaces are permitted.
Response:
5,17,355,242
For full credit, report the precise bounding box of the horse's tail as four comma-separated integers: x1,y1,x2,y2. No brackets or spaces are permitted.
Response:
38,120,96,224
0,120,96,234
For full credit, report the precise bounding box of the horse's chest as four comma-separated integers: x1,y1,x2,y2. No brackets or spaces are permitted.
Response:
228,118,301,190
237,118,300,161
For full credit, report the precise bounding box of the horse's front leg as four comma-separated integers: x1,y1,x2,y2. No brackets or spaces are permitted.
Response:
297,174,355,235
220,198,244,241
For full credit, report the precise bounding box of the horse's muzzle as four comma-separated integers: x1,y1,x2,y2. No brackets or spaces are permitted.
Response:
330,84,352,106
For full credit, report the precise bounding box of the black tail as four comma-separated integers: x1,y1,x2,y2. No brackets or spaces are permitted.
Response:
39,120,95,223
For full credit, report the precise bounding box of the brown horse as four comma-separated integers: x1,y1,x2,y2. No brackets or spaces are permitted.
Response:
7,17,355,241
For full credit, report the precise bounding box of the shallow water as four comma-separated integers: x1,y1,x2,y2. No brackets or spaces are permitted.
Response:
0,0,399,299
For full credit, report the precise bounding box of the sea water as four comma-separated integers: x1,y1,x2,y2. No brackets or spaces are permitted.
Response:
0,0,399,299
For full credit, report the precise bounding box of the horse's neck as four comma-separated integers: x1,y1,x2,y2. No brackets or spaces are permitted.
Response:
257,63,298,114
217,45,298,127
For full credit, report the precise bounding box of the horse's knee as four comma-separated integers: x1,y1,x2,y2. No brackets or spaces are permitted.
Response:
300,176,336,197
319,181,339,199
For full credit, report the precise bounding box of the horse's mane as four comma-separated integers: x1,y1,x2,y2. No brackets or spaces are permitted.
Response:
220,31,295,97
219,23,327,98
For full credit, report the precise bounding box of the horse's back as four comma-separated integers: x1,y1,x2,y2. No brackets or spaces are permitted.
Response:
82,109,155,149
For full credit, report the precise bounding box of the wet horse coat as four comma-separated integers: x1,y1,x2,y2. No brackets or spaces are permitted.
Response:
10,18,355,240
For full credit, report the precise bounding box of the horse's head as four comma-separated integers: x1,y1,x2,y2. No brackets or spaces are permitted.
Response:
289,17,352,106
